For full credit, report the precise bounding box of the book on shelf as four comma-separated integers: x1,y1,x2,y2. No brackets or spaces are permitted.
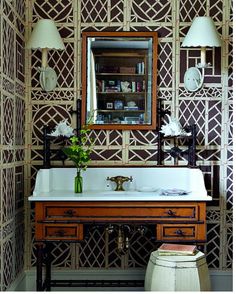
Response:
96,79,102,92
158,243,198,256
136,81,143,92
136,62,145,74
102,80,105,92
124,106,139,111
100,66,119,73
131,81,136,92
120,66,136,74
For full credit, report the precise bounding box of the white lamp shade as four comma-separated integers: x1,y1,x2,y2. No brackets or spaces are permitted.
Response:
26,19,65,50
182,16,221,47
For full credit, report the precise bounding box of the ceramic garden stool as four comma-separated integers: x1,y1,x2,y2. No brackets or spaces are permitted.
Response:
144,250,211,291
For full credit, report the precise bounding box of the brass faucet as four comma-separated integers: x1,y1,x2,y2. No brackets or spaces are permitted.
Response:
106,176,133,191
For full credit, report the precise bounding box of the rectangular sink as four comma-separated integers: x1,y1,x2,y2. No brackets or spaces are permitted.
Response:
30,167,211,201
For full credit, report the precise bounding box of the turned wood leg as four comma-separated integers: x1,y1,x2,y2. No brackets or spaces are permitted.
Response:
36,243,44,291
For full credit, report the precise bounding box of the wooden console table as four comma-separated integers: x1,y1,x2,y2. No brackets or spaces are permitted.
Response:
34,200,207,291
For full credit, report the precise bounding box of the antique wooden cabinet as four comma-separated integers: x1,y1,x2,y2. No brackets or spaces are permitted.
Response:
33,199,208,290
35,201,206,243
30,166,211,291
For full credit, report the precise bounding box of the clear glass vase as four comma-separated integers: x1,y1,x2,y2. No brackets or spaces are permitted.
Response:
74,172,83,193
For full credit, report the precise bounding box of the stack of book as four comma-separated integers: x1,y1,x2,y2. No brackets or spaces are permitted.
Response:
158,243,198,256
120,67,136,74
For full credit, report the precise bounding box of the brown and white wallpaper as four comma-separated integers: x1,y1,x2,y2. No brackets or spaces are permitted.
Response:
24,0,232,274
0,0,25,290
0,0,232,289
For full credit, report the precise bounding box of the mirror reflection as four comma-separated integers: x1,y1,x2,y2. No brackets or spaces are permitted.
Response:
82,32,158,130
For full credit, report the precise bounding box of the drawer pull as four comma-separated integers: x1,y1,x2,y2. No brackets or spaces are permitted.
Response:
166,209,175,216
54,230,66,237
175,229,184,236
64,209,76,217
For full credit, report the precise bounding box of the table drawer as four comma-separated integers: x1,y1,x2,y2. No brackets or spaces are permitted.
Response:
45,206,81,219
42,204,198,221
36,223,83,241
153,206,198,220
156,224,199,241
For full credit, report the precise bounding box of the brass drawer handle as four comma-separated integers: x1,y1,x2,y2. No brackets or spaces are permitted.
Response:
175,229,184,236
64,209,76,217
166,209,175,216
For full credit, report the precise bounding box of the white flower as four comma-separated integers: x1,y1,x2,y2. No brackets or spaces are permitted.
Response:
49,120,74,138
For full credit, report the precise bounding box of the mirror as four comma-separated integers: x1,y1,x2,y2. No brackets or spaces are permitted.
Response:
81,31,158,130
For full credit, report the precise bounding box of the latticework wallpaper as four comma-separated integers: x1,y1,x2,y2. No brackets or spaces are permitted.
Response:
0,0,25,290
24,0,232,274
1,0,232,290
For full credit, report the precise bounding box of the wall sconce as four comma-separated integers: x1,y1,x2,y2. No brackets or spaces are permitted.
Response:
26,19,65,92
181,16,221,92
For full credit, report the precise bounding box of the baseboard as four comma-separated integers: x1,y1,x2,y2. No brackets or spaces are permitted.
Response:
6,271,26,291
209,270,233,291
8,268,233,291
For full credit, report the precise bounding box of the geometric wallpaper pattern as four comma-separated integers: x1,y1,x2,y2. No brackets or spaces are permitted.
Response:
24,0,233,276
0,0,25,290
0,0,232,290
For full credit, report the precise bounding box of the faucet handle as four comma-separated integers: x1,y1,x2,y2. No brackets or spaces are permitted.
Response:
129,176,135,191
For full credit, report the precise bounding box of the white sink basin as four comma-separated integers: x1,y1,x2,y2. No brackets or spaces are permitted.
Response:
29,167,211,202
89,190,147,196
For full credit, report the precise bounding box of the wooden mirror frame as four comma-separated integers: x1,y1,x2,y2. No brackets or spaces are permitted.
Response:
81,31,158,130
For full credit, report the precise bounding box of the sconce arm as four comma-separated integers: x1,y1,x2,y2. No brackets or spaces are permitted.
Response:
42,126,52,169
